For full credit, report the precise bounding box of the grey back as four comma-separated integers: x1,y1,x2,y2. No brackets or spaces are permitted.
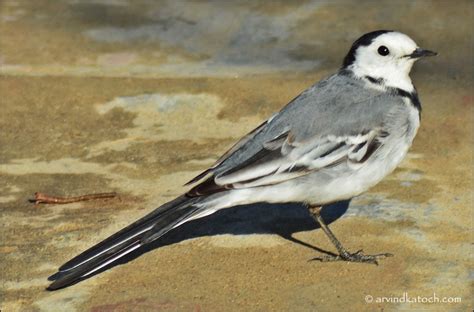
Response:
214,70,405,176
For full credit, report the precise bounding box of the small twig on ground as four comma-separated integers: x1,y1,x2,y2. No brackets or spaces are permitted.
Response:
32,192,117,205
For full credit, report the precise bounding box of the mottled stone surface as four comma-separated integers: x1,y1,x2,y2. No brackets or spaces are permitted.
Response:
1,0,472,311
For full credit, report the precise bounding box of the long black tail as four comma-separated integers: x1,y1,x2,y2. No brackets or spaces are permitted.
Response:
47,195,202,290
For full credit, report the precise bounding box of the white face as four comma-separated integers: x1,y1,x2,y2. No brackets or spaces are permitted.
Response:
350,32,420,91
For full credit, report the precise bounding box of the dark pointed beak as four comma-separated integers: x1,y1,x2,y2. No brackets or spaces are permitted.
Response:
407,48,438,59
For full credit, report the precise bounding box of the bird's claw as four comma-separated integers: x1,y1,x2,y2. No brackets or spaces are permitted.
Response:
311,249,393,264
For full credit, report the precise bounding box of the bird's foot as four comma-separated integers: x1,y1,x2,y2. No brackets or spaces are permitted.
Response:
311,249,393,265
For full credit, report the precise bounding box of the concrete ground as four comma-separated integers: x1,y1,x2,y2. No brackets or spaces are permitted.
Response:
1,1,472,311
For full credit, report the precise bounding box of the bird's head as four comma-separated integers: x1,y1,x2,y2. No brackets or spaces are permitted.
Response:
343,30,437,92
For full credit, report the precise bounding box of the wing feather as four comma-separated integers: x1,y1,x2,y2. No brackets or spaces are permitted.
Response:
186,128,386,197
184,119,270,185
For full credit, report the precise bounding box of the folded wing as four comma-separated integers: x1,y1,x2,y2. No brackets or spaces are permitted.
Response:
187,127,387,196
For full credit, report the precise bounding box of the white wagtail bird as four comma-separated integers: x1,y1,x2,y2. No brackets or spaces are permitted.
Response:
47,30,436,290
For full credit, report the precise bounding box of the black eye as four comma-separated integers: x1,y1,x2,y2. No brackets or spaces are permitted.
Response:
377,45,390,56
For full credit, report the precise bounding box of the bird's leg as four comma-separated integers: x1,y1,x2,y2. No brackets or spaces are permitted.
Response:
308,205,392,264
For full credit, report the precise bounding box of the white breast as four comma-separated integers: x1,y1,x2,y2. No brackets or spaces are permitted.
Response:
318,99,421,202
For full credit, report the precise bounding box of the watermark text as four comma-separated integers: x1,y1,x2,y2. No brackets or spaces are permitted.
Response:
364,292,461,304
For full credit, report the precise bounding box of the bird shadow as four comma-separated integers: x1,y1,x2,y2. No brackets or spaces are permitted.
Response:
88,200,351,277
51,200,351,288
146,199,351,255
